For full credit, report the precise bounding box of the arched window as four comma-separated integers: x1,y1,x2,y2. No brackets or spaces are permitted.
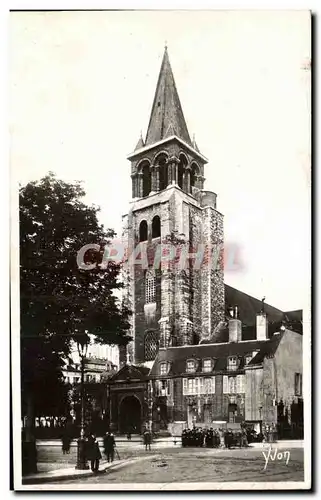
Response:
142,164,151,197
145,269,156,303
139,220,148,242
152,215,161,238
190,163,199,193
158,156,168,191
144,330,159,361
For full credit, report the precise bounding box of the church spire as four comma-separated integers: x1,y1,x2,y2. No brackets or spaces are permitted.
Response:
145,47,192,147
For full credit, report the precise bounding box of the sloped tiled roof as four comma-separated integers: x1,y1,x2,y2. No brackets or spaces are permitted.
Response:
224,284,284,326
149,333,284,377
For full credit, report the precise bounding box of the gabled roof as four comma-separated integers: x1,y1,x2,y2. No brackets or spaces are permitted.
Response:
149,333,284,377
145,47,192,147
110,364,149,382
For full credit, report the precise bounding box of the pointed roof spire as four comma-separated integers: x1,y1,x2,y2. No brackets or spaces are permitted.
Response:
145,47,192,147
134,131,145,151
192,133,200,153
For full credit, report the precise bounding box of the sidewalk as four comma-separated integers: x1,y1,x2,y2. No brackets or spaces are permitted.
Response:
22,454,158,485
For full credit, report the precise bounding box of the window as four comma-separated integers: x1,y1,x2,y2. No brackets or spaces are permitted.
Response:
186,359,196,373
152,215,161,238
204,377,215,394
223,375,229,394
145,270,156,304
236,374,245,393
160,362,168,375
86,375,91,382
229,376,236,394
183,377,215,395
295,373,302,396
203,359,212,373
142,163,151,197
245,354,252,365
139,220,148,242
228,356,238,371
144,330,159,361
158,156,168,191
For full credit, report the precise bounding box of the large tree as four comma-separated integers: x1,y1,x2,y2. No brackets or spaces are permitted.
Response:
20,173,131,473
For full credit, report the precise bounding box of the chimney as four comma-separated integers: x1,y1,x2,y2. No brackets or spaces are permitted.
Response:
256,312,268,340
228,305,242,342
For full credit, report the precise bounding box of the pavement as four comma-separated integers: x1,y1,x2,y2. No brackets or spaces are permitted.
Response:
22,454,159,485
22,438,304,485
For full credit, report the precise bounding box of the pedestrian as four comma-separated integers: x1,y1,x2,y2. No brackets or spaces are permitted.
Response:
241,428,248,447
87,434,102,473
127,428,132,441
103,430,116,463
61,426,72,454
143,429,151,451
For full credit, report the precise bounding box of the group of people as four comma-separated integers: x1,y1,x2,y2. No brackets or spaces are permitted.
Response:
85,431,117,472
61,431,117,473
182,427,221,448
181,427,249,449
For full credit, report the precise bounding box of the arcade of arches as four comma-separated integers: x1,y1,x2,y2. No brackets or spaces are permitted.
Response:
132,156,203,199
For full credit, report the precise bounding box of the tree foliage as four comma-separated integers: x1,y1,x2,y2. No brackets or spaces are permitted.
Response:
20,173,131,416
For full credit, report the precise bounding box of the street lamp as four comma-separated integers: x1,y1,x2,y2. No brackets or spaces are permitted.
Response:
75,336,90,470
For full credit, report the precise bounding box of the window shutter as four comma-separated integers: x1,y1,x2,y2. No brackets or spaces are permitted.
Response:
223,375,229,394
212,376,216,394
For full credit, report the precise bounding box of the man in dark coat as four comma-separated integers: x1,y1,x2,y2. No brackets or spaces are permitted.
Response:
103,431,116,463
61,427,72,454
143,429,152,451
86,434,102,473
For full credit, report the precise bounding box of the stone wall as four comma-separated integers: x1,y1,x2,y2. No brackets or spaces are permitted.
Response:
272,329,303,415
245,366,264,421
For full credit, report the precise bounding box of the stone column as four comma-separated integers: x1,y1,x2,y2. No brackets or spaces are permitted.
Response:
155,164,160,192
198,175,205,190
150,165,156,193
168,156,179,185
185,166,191,193
166,159,172,186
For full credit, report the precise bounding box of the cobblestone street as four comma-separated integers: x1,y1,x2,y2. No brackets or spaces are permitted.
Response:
49,447,304,485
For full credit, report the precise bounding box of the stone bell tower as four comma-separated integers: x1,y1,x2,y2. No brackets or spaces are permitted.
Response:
122,47,225,366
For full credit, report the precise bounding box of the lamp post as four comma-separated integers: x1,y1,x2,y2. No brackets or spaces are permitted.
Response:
75,337,90,470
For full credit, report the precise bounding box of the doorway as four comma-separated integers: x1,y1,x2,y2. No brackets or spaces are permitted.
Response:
119,396,142,434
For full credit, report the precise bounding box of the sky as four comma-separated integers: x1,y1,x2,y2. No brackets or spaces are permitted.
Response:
9,10,311,312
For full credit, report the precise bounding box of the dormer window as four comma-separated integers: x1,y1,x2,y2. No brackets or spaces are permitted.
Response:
203,359,212,373
228,356,238,371
186,359,197,373
245,354,252,365
160,362,169,375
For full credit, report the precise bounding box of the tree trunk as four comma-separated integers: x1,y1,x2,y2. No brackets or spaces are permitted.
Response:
22,392,37,475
